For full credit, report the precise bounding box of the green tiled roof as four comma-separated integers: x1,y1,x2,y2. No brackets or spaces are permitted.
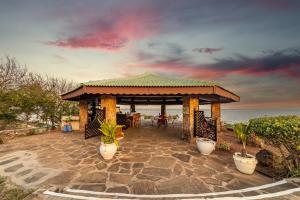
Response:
82,73,218,87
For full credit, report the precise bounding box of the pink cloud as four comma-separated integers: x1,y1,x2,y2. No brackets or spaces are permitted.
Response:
45,7,162,51
130,48,300,80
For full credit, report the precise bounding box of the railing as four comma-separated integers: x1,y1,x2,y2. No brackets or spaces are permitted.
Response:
85,108,105,139
194,110,217,141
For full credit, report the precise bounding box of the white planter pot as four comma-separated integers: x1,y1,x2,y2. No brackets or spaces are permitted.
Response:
233,152,257,174
196,137,216,155
99,143,117,160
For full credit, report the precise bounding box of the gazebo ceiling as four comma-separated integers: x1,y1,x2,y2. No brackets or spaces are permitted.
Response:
61,74,240,104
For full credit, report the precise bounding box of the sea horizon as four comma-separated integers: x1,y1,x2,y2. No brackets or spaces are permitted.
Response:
121,107,300,124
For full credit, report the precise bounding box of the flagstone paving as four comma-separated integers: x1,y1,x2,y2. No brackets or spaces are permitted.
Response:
0,124,279,196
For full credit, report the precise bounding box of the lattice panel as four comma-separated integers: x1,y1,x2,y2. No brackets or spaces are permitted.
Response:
85,108,105,139
194,110,217,141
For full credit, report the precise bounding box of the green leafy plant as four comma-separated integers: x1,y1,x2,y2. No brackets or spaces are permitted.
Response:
217,142,231,151
64,116,72,123
233,123,251,157
248,115,300,175
98,120,123,148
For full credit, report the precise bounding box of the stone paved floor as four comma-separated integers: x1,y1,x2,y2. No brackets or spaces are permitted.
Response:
0,124,273,195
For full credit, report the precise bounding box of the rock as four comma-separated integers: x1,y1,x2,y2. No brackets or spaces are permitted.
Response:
131,181,157,194
95,162,107,170
46,171,75,185
256,149,287,178
107,186,129,194
173,164,183,176
79,184,106,192
215,173,234,183
109,173,132,184
142,167,172,178
107,163,120,172
172,153,191,163
119,169,131,174
132,163,144,168
120,163,131,169
119,153,151,162
136,174,162,181
75,172,107,183
157,176,210,194
194,165,216,177
202,178,222,186
149,156,176,168
256,149,274,167
66,159,81,165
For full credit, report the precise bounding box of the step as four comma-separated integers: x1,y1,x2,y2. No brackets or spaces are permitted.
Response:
42,178,300,200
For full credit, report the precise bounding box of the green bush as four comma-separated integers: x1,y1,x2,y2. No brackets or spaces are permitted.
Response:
217,142,231,151
248,115,300,174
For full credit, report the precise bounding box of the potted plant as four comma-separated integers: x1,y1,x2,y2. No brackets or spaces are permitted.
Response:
63,116,72,132
196,137,216,155
98,120,123,160
233,123,257,174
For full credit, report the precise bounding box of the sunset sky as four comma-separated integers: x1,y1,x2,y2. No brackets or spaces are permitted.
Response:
0,0,300,109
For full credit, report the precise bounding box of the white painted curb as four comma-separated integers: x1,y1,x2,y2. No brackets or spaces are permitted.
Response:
44,187,300,200
63,179,288,198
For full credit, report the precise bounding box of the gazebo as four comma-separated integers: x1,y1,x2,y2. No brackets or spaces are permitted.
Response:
61,74,239,142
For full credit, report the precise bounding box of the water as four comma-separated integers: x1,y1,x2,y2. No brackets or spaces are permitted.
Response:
120,107,300,124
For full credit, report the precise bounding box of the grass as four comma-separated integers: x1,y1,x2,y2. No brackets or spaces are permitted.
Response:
0,176,33,200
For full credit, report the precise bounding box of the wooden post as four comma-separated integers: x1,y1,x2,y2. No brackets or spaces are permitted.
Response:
79,99,88,132
182,95,199,143
101,95,117,124
130,103,136,113
161,104,166,116
211,102,221,142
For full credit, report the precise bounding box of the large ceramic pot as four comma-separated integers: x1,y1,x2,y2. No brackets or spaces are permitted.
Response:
233,152,257,174
99,142,117,160
196,137,216,155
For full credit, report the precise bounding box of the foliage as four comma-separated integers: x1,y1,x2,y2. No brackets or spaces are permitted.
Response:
98,120,123,148
217,142,231,151
0,176,33,200
248,115,300,173
0,56,79,129
233,123,251,157
288,166,300,177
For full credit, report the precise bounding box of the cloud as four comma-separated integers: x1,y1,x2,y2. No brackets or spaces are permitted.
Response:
193,48,223,54
45,5,163,51
132,48,300,80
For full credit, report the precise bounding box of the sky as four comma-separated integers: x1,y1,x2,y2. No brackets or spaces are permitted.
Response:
0,0,300,109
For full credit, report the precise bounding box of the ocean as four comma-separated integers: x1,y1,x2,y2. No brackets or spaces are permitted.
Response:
120,107,300,124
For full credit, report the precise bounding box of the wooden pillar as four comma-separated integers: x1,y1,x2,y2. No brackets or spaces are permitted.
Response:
101,95,116,124
130,103,136,113
211,102,221,142
182,95,199,143
161,104,166,116
79,99,88,132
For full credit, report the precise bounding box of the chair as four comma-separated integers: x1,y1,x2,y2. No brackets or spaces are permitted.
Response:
157,115,168,128
132,113,141,128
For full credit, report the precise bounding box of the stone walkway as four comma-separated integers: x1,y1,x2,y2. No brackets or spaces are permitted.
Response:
0,124,289,198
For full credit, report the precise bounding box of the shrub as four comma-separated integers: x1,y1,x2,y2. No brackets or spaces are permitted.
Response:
217,142,231,151
248,115,300,174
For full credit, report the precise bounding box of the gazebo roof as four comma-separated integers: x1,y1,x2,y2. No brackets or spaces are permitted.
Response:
83,73,216,87
61,73,240,104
